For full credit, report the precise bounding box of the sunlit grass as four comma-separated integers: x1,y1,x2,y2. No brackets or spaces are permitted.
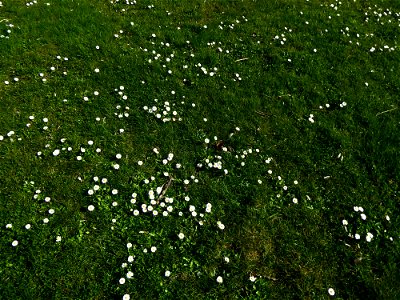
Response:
1,0,399,299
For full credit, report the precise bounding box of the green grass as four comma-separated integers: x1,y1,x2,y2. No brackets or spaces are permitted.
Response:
1,0,399,299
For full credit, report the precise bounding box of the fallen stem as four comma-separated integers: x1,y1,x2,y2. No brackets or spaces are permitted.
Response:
235,57,249,62
157,177,174,202
265,276,278,281
255,110,269,116
376,107,397,116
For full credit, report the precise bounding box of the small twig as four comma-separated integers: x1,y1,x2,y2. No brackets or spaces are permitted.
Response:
157,177,174,202
255,110,269,117
235,57,249,62
0,19,10,23
265,275,278,281
376,107,397,116
277,94,292,98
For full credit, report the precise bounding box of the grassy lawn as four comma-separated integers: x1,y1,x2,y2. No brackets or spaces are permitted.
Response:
1,0,399,299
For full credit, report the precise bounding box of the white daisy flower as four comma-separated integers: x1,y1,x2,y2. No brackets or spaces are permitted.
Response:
217,221,225,230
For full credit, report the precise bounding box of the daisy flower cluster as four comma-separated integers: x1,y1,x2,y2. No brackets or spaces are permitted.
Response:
194,62,219,78
143,96,193,123
305,99,347,125
114,104,130,119
110,0,137,12
217,16,248,31
273,28,292,46
139,31,227,87
0,22,14,39
37,55,70,83
341,206,395,245
196,130,303,209
321,2,400,52
141,38,178,78
0,129,22,143
34,116,51,133
143,44,174,64
84,150,209,226
316,101,347,110
131,151,206,219
364,5,400,27
114,85,129,100
198,135,229,174
86,176,114,212
82,89,102,102
32,187,57,225
208,41,233,57
268,173,301,206
35,136,101,162
79,147,234,292
4,181,61,248
305,100,348,125
120,243,136,284
26,0,38,7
